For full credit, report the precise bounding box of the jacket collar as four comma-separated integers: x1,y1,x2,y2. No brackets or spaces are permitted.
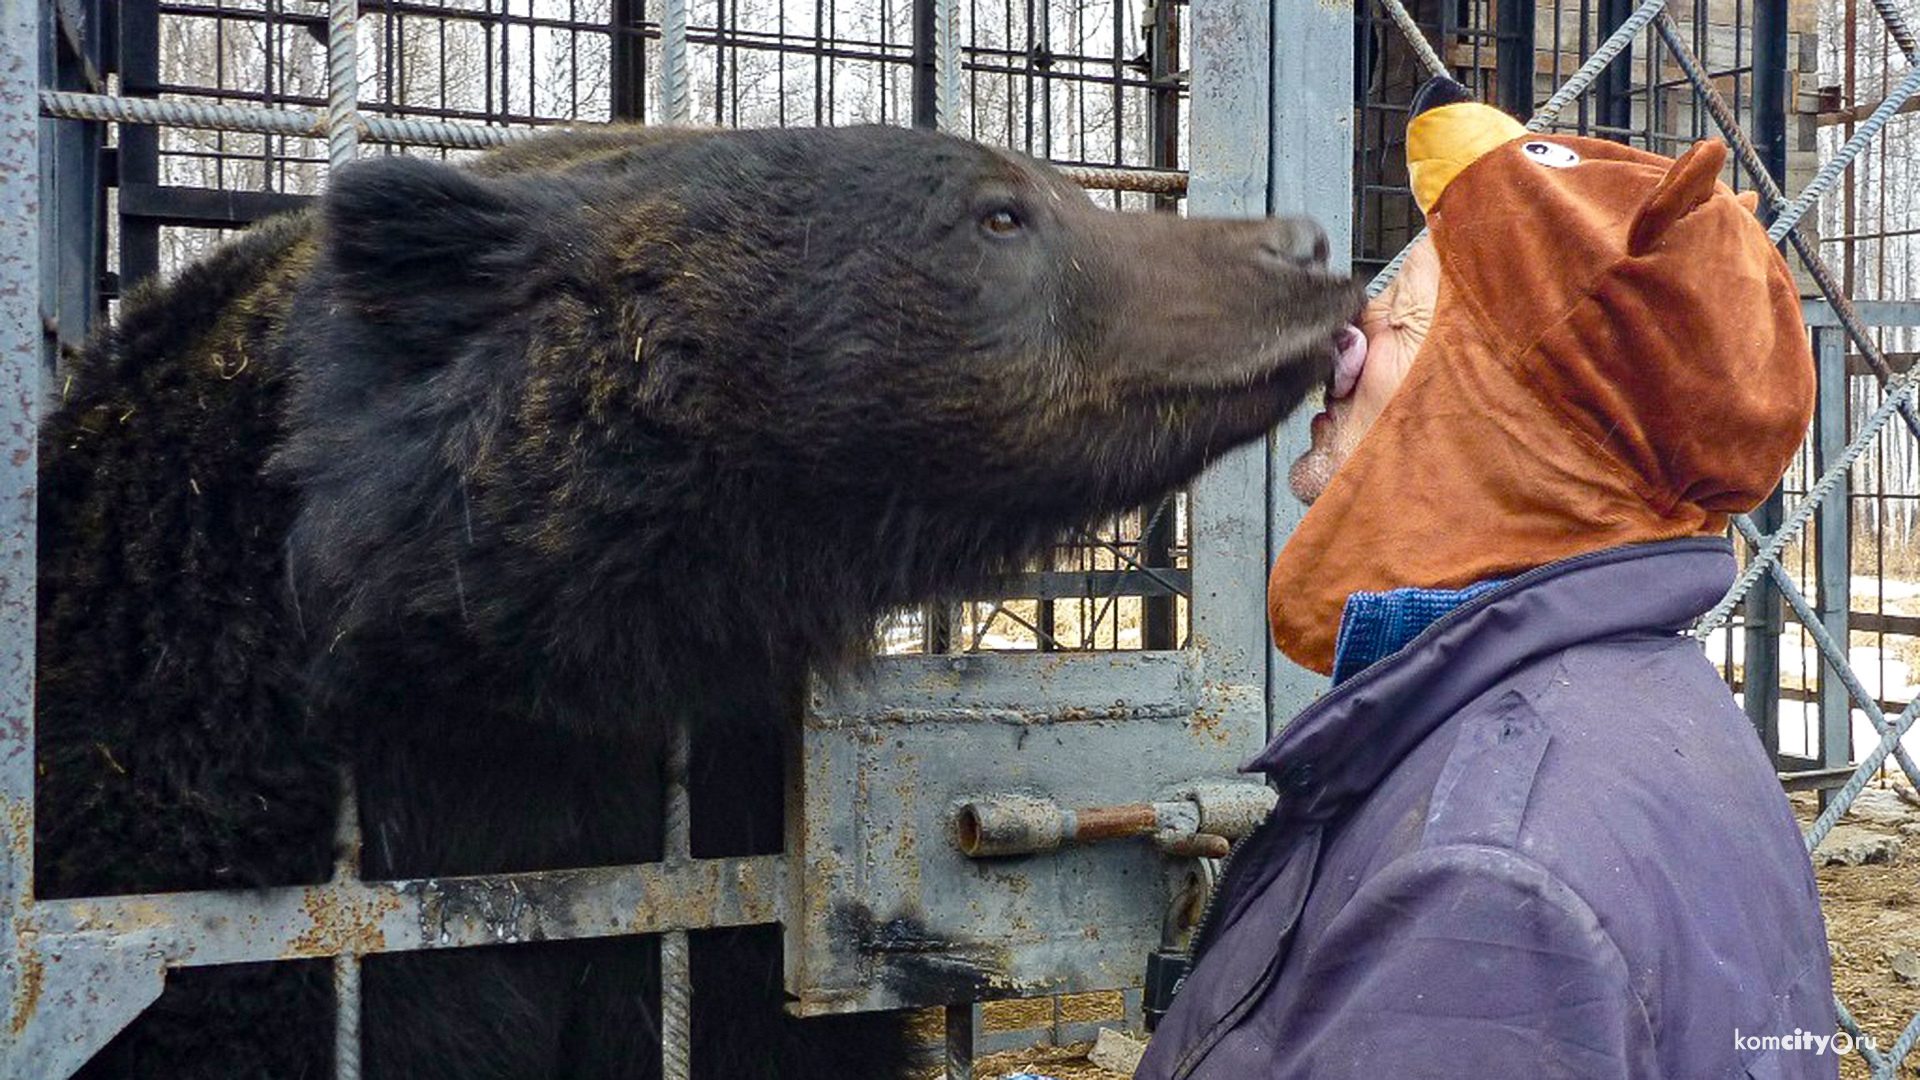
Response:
1247,538,1736,820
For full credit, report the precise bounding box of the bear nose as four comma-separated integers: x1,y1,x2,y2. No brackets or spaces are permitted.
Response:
1256,217,1331,269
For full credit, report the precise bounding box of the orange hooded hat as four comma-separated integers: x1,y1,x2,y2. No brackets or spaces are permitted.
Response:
1267,82,1814,674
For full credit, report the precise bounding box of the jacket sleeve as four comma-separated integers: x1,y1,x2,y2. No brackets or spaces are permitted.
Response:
1275,842,1655,1080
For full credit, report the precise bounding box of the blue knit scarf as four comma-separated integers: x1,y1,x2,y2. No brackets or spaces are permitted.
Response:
1330,579,1506,685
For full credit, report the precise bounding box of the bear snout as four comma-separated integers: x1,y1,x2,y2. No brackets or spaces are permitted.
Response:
1253,217,1332,270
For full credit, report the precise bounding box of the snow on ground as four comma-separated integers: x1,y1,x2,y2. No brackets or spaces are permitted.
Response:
1702,572,1920,763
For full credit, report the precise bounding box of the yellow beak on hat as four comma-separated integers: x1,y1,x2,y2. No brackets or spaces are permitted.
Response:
1406,101,1527,214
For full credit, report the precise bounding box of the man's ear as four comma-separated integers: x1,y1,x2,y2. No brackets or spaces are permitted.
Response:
321,156,539,356
1627,140,1729,256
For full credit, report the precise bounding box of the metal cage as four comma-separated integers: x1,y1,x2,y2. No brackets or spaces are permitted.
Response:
9,0,1920,1076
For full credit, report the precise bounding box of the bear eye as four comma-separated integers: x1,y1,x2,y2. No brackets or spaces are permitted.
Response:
981,208,1024,237
1521,140,1582,169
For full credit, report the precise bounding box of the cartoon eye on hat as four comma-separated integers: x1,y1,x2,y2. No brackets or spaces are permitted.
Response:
1521,140,1582,168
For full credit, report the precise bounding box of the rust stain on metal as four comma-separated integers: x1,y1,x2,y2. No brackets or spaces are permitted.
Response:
9,942,42,1037
3,794,30,859
288,886,395,958
1071,805,1158,842
1188,706,1233,745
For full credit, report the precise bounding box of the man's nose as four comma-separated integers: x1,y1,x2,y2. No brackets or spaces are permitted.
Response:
1255,217,1332,269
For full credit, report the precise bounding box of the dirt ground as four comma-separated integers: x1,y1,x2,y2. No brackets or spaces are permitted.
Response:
917,784,1920,1080
1797,786,1920,1079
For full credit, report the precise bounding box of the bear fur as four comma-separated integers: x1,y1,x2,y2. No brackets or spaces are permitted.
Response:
36,123,1356,1079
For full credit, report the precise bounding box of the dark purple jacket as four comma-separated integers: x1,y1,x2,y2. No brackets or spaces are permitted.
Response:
1138,540,1837,1080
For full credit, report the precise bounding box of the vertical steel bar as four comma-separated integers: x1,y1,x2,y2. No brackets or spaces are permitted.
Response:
943,1002,974,1080
662,0,690,123
1816,327,1854,810
1497,0,1538,115
1743,515,1785,752
659,714,693,1080
0,0,40,1053
610,0,646,122
332,770,363,1080
1266,0,1354,724
932,0,958,130
912,0,937,127
1741,0,1788,752
327,0,358,170
1596,0,1634,137
1751,0,1788,190
117,0,159,289
1142,0,1181,650
325,2,362,1053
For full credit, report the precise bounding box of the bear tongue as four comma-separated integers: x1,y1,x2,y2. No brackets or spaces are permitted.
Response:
1330,325,1367,400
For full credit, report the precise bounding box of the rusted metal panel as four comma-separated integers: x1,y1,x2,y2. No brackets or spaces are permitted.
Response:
25,855,786,964
4,855,785,1079
790,651,1273,1016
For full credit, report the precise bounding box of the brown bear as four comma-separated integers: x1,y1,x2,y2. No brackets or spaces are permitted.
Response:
35,123,1357,1079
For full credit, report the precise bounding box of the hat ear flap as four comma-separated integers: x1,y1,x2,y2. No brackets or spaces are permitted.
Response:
1627,140,1729,256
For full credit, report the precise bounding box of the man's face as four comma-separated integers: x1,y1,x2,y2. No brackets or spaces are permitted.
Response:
1287,235,1441,504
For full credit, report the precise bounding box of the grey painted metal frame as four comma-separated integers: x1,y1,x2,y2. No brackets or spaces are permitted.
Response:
1260,0,1354,725
0,0,42,1060
1814,327,1852,805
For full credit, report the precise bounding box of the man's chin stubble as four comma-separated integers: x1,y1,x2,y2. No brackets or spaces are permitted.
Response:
1288,447,1339,506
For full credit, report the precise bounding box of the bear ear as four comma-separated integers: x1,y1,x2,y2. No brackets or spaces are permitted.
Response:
1627,139,1729,256
1737,190,1761,215
321,156,536,345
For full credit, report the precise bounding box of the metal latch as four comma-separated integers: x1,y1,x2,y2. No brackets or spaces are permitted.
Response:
950,781,1276,860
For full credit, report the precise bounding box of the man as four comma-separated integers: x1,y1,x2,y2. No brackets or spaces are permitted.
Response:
1135,79,1838,1079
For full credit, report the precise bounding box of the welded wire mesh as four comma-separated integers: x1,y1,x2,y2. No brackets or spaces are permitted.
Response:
28,0,1920,1074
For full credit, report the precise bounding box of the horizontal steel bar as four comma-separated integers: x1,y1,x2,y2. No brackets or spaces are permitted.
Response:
39,91,1188,194
1818,90,1920,127
1803,299,1920,327
1780,765,1860,791
980,569,1190,601
1844,352,1919,376
118,182,311,227
807,649,1195,729
24,854,786,968
1850,610,1920,637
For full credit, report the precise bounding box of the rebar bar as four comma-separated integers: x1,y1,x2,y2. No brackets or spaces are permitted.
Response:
332,769,363,1080
327,0,358,169
659,716,693,1080
38,91,1189,193
1728,515,1920,792
1767,59,1920,244
1374,0,1450,79
662,0,690,124
1367,0,1669,297
934,0,960,130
